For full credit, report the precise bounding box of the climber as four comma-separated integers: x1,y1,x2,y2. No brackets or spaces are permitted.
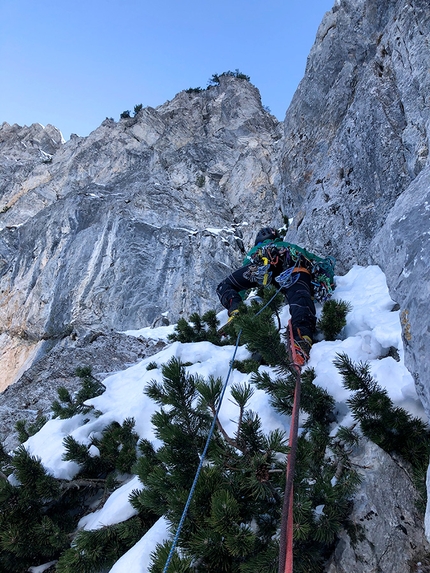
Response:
216,227,335,365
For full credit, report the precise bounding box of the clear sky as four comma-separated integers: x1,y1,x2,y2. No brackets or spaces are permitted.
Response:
0,0,334,141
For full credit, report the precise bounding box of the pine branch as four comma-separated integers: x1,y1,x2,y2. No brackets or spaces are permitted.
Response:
209,405,239,451
58,478,107,491
335,352,430,506
317,299,352,340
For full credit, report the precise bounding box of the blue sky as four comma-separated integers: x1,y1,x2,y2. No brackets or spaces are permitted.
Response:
0,0,334,140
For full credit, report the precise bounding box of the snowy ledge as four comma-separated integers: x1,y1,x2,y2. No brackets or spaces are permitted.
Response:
22,265,426,572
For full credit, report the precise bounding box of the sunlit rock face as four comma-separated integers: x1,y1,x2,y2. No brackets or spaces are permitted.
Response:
278,0,430,424
0,77,282,385
0,1,428,421
1,1,429,413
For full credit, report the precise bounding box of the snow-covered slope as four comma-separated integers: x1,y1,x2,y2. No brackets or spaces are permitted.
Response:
23,265,425,572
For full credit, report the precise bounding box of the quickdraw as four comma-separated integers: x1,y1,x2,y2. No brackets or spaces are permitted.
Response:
246,247,279,285
275,266,300,289
311,256,336,302
243,260,272,285
312,273,334,302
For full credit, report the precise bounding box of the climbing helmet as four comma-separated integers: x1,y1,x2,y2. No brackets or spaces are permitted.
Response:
254,227,279,246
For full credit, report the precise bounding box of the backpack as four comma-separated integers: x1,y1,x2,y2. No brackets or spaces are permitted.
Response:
243,239,336,302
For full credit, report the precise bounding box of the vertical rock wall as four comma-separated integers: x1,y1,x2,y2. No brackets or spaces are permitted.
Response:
0,77,282,385
280,0,430,419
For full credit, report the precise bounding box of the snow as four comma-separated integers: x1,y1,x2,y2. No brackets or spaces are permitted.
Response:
78,475,141,531
22,264,426,572
28,562,57,573
108,517,170,573
123,324,175,341
205,227,224,235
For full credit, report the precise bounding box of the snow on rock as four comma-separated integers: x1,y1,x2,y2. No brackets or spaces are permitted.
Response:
79,475,141,531
309,265,425,423
107,517,170,573
20,265,427,571
24,415,87,479
123,324,176,341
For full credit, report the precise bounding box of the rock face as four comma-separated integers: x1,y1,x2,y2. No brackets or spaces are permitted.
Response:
3,2,427,392
281,0,429,266
3,1,428,394
326,439,430,573
0,77,282,385
0,122,64,213
280,0,430,424
371,167,430,411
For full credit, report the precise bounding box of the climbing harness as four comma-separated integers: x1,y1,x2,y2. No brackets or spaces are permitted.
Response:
244,245,282,285
245,242,336,304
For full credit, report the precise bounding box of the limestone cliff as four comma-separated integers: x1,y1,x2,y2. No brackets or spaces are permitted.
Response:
280,0,430,426
0,77,281,386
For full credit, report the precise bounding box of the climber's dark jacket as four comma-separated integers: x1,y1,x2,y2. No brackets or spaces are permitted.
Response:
216,238,335,341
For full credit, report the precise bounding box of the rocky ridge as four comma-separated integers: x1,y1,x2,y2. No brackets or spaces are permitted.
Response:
0,76,282,386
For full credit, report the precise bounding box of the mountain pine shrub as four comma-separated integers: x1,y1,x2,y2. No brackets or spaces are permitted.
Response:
51,366,105,419
62,417,139,477
0,446,74,571
196,173,205,187
232,357,260,374
141,297,361,573
0,411,154,572
135,356,288,572
0,300,371,573
45,417,157,572
168,309,233,345
334,352,430,510
252,365,361,572
227,286,287,367
207,69,250,87
317,299,352,341
15,414,48,443
56,516,156,573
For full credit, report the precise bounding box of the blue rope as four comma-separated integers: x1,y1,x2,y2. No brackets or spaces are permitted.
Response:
163,287,283,572
162,328,242,573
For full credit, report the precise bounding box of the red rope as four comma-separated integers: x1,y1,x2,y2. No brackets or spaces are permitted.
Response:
278,320,302,573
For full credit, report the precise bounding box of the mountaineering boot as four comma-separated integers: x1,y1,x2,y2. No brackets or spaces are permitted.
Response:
218,309,240,336
227,308,240,323
286,320,313,368
293,334,313,367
